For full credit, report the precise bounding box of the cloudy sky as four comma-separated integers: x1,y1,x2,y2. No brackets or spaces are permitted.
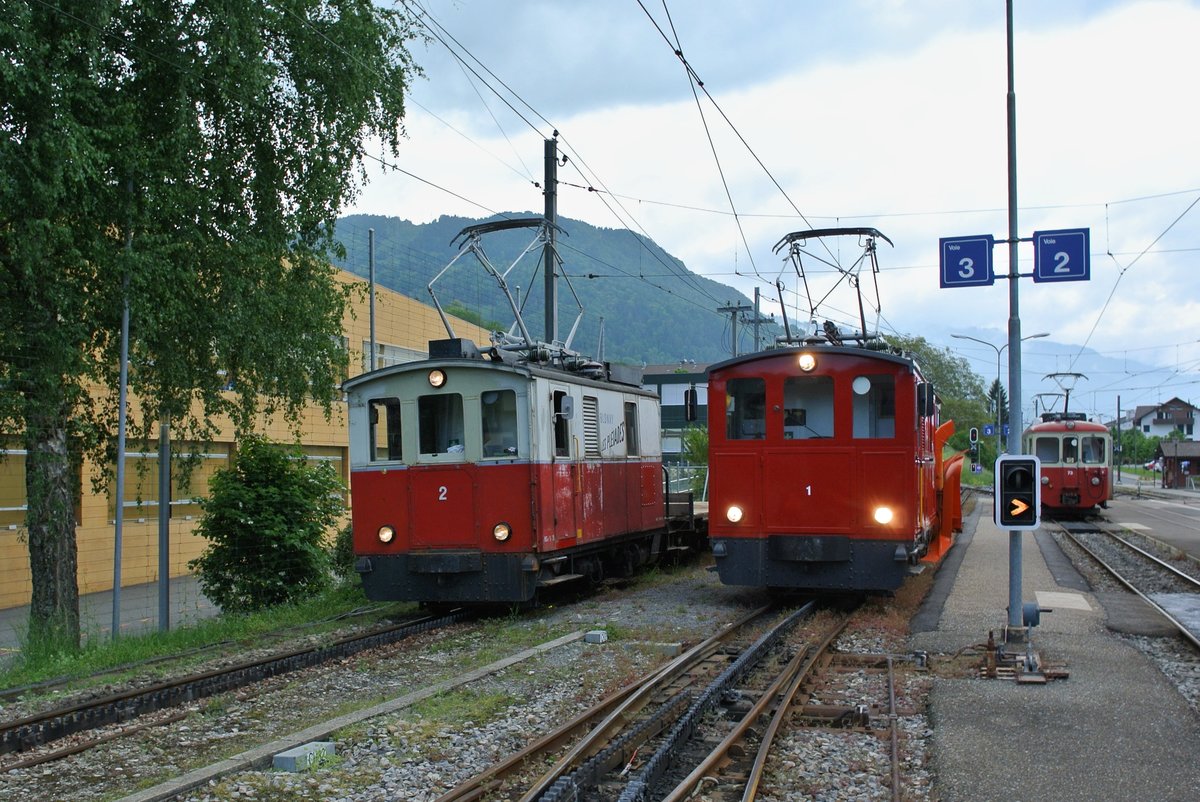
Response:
346,0,1200,424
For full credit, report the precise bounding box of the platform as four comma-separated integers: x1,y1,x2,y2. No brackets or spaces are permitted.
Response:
911,501,1200,801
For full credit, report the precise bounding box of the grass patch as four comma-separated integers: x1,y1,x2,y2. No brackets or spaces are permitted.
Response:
0,583,413,691
410,688,515,727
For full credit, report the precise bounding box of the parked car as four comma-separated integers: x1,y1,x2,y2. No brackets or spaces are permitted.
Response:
1143,458,1162,472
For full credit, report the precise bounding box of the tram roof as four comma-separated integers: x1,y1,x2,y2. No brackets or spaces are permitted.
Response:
706,343,919,376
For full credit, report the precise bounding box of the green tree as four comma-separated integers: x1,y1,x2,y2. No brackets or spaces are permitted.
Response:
884,335,990,452
1,2,419,649
987,379,1010,426
189,436,344,613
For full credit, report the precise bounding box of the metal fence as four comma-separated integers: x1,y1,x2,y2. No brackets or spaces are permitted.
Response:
665,463,708,501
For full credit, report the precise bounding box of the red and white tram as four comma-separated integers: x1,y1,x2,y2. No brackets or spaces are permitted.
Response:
345,338,701,604
1021,413,1112,513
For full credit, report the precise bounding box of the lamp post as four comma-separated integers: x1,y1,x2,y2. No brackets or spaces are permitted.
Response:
952,332,1049,457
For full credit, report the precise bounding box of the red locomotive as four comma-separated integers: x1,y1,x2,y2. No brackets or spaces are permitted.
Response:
705,343,962,592
345,218,702,605
1021,413,1112,513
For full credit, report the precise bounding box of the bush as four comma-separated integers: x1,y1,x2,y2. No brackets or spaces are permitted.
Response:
189,435,345,613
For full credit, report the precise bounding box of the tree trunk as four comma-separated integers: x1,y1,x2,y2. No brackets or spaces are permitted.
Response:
25,399,81,651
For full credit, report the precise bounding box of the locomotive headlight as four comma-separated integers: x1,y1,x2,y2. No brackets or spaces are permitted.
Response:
873,506,894,525
493,522,512,542
428,369,447,388
726,505,744,523
798,353,817,372
377,525,395,544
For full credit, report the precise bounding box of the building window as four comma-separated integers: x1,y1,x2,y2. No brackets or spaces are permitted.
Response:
108,443,229,520
1143,425,1150,433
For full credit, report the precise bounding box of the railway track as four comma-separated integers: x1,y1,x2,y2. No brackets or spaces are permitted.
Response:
0,609,467,766
433,601,914,802
1056,520,1200,649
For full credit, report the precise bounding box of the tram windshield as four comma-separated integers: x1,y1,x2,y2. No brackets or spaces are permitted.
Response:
1034,437,1059,463
369,398,403,462
851,374,895,439
481,389,519,458
419,393,465,455
1080,435,1106,465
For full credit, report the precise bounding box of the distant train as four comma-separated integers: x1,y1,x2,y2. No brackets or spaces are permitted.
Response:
705,341,962,593
1022,413,1112,514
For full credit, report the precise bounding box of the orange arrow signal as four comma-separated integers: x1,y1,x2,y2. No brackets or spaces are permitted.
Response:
1009,498,1030,517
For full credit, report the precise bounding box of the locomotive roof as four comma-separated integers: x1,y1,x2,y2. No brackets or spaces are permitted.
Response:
343,356,658,398
706,343,921,377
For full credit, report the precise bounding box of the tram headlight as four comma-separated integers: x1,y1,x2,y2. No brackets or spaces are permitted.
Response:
1041,476,1050,485
428,369,447,388
493,522,512,542
377,525,395,544
726,505,744,523
873,506,894,525
1090,475,1101,486
798,353,817,372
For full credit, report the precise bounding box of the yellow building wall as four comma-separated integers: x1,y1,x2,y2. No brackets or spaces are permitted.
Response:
0,270,490,610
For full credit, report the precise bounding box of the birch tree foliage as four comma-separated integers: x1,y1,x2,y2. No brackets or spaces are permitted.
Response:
0,0,421,650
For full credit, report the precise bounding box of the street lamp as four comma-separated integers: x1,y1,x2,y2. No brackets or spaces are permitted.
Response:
951,331,1050,456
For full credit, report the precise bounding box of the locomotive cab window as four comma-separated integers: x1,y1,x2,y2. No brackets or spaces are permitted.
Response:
418,393,465,456
783,376,833,439
1081,435,1106,464
1063,436,1079,464
481,389,519,458
1034,437,1060,464
726,378,766,440
851,374,895,439
369,398,403,462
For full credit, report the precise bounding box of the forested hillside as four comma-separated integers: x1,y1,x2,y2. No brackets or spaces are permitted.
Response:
333,213,776,364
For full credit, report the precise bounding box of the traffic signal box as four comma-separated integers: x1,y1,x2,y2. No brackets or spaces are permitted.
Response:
995,455,1041,529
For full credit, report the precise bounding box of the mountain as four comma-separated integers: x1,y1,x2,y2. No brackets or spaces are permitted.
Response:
331,213,776,364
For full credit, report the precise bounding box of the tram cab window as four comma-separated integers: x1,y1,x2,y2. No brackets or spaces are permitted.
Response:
1081,436,1106,465
553,390,571,457
625,401,640,456
418,393,465,455
1063,436,1079,464
1035,437,1059,464
369,398,403,462
481,389,519,458
783,376,834,439
851,374,895,439
726,378,766,440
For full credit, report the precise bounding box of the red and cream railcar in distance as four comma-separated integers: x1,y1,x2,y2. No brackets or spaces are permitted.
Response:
706,344,961,593
345,338,699,605
1021,413,1112,513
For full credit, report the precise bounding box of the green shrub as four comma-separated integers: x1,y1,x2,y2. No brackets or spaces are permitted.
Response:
189,435,345,613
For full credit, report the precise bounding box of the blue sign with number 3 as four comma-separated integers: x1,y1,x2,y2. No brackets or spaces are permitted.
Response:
939,235,995,288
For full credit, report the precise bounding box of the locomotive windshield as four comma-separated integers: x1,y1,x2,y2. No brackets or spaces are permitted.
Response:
783,376,833,438
851,374,895,439
726,378,766,440
369,398,403,462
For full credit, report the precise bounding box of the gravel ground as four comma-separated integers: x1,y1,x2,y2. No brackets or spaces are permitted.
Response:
5,528,1200,802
